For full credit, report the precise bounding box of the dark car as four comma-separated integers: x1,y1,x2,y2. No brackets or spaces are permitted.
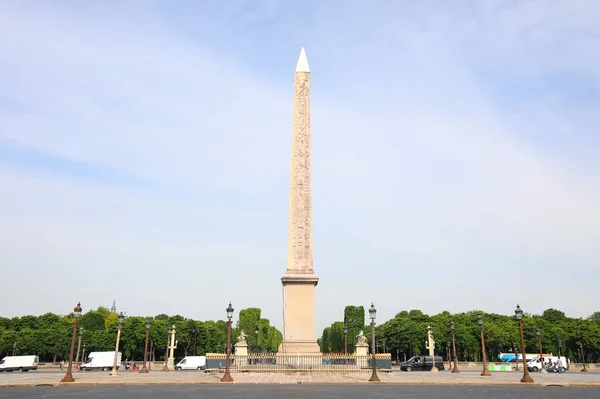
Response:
400,356,445,372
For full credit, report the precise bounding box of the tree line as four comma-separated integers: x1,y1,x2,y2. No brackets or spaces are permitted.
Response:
0,306,282,362
320,307,600,363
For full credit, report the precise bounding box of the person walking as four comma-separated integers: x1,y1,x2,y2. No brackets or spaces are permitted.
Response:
556,357,565,374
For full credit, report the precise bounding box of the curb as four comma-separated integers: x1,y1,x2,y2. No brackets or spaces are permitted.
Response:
3,381,600,388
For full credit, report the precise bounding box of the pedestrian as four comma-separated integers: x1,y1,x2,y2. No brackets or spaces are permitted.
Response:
557,357,565,373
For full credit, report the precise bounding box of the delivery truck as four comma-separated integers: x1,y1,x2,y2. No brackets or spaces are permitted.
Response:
0,355,39,372
175,356,207,370
81,351,121,371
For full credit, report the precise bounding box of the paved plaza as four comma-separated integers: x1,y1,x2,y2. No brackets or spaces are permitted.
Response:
1,370,600,387
2,385,600,399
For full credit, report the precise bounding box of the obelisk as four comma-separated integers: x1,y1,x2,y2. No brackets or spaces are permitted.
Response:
278,48,320,354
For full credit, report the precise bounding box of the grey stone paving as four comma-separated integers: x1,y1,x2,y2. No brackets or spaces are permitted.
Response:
1,385,600,399
1,369,600,387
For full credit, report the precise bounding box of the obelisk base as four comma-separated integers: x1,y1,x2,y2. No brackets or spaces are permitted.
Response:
279,274,320,356
278,340,321,354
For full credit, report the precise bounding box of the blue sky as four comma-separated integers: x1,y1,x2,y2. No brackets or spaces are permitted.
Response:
1,0,599,333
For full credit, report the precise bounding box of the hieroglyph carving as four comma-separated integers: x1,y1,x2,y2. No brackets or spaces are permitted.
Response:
288,71,313,271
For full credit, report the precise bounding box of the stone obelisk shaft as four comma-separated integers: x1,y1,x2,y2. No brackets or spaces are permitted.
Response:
287,47,313,274
279,48,320,355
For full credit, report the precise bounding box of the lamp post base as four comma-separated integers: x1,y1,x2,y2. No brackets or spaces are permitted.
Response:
220,372,234,382
368,371,380,382
520,373,534,383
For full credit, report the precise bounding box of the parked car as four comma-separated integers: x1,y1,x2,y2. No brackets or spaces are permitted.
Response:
400,356,444,372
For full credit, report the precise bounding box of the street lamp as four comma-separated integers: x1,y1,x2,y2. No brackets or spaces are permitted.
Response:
193,329,198,356
513,342,519,371
149,341,153,371
477,316,491,377
368,303,379,382
75,326,84,368
450,322,459,373
536,328,543,372
515,304,534,383
61,302,82,383
110,312,125,377
343,326,348,355
254,326,259,353
12,342,16,356
579,342,588,372
82,343,86,363
162,327,172,372
140,319,151,373
557,339,562,357
221,302,234,383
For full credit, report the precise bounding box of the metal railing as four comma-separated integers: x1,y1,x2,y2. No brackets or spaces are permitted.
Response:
206,353,392,373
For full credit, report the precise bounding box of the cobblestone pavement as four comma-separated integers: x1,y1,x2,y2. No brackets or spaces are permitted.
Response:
1,370,600,387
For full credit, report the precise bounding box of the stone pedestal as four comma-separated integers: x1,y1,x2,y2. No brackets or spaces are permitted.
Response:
235,341,248,368
279,274,320,354
355,341,369,369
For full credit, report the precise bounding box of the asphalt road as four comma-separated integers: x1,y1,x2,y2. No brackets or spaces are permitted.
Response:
1,385,599,399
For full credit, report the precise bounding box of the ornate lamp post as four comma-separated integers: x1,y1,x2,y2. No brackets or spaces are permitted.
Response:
579,342,588,372
477,316,491,376
512,342,519,371
254,326,259,353
515,304,534,383
82,343,86,363
75,326,84,368
536,328,543,372
344,326,348,355
193,329,198,356
557,339,562,357
140,319,151,373
221,302,234,383
450,322,459,373
12,343,17,356
162,327,172,372
149,341,153,371
368,303,380,382
110,312,125,377
61,302,82,383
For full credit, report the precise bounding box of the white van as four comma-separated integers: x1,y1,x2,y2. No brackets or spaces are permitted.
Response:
175,356,206,371
81,351,121,371
527,355,568,372
0,355,39,372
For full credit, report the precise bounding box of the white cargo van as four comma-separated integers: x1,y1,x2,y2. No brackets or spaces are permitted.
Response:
527,355,568,372
81,351,121,371
175,356,206,370
0,355,39,372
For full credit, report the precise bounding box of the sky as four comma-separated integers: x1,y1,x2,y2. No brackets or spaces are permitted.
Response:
1,0,599,334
